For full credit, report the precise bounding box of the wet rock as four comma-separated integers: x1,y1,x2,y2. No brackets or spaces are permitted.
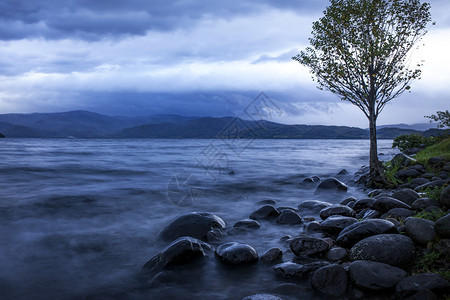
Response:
411,198,441,210
396,273,450,299
349,260,407,290
290,236,330,256
260,248,282,264
336,219,397,248
305,221,322,233
319,205,356,220
215,242,258,265
273,262,307,278
435,214,450,238
360,209,381,219
156,212,226,242
206,228,224,243
421,173,435,179
381,208,415,220
353,198,375,211
340,196,357,206
391,153,416,168
405,218,436,246
320,215,358,235
337,169,349,176
233,219,261,230
277,209,302,225
303,175,321,183
269,283,309,296
372,196,411,213
385,218,401,228
249,205,279,220
409,178,430,189
428,157,444,166
242,294,282,300
409,164,426,173
349,234,415,268
314,177,348,194
404,289,438,300
298,200,332,213
414,180,447,192
326,247,347,262
391,189,421,206
436,239,450,256
441,186,450,207
396,169,421,181
311,264,348,296
368,189,384,197
141,237,214,276
257,199,278,205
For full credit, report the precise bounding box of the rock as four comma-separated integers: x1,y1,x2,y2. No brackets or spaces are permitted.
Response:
0,132,5,138
395,169,421,181
404,218,436,246
269,283,309,296
440,186,450,207
421,173,435,179
435,214,450,238
305,221,322,232
340,196,357,206
372,196,411,213
277,209,302,225
428,157,444,166
260,248,282,264
156,212,226,242
409,164,426,173
257,199,277,205
444,162,450,172
337,169,349,175
360,209,381,219
436,239,450,256
311,264,348,296
440,171,448,179
391,189,421,206
382,208,415,220
353,198,375,211
404,289,438,300
349,234,415,268
290,236,330,256
349,260,407,290
233,219,261,229
368,189,384,197
303,176,321,183
242,294,282,300
320,215,358,234
336,219,397,248
274,261,329,278
298,200,332,213
396,273,450,298
409,178,430,189
411,198,441,210
314,177,348,194
326,247,347,262
249,205,279,220
215,242,258,265
206,228,224,242
319,205,356,220
385,218,401,227
391,153,416,168
414,180,447,192
141,237,214,276
404,148,422,155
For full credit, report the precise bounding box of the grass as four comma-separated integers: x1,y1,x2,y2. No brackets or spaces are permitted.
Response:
413,209,447,222
414,137,450,165
413,249,450,281
383,160,403,186
422,185,447,201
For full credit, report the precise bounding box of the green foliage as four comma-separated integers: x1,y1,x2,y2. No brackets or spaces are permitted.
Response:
422,185,447,201
383,160,402,185
414,251,441,273
426,110,450,128
413,209,447,222
414,137,450,163
413,248,450,282
392,134,435,151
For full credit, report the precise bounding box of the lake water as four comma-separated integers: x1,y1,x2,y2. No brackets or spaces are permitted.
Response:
0,139,396,299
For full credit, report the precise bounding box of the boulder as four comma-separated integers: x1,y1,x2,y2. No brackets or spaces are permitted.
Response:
405,218,436,246
414,180,447,192
249,205,279,220
303,175,321,183
141,236,214,276
353,198,375,211
396,273,450,298
404,289,438,300
336,219,397,248
391,189,421,206
391,153,416,168
260,248,282,264
428,157,444,166
326,247,347,262
311,264,348,296
233,219,261,230
372,196,411,213
206,228,224,243
409,178,430,189
305,221,322,233
436,239,450,256
411,198,441,210
277,209,302,225
349,260,407,290
290,236,330,256
381,208,415,220
349,234,415,268
435,214,450,238
242,294,282,300
314,177,348,194
0,132,4,138
319,205,356,220
273,261,329,279
359,209,381,219
340,196,357,206
440,186,450,208
156,212,226,242
215,242,258,265
396,169,422,181
320,215,358,235
298,200,332,213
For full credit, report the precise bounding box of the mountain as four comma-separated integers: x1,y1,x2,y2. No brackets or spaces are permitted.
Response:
376,122,438,131
0,110,446,139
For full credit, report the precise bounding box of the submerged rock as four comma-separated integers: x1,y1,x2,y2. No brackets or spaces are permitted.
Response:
298,200,332,213
242,294,282,300
274,261,329,278
156,212,226,242
260,248,282,264
249,205,280,220
277,209,302,225
315,177,348,194
215,242,258,265
349,234,415,268
233,219,261,230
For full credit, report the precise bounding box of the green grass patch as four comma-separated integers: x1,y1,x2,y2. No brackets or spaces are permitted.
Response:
414,137,450,164
383,160,402,186
413,209,447,222
422,185,447,201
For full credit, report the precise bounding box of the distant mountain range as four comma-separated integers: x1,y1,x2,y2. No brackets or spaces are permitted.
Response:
0,110,444,139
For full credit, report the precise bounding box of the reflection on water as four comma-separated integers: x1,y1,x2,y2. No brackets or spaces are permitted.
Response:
0,139,396,299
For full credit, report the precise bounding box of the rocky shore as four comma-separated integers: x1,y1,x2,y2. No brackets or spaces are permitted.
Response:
140,154,450,299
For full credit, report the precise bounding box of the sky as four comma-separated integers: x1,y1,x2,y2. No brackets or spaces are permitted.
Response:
0,0,449,127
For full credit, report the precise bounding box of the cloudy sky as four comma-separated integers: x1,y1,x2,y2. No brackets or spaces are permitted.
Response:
0,0,449,127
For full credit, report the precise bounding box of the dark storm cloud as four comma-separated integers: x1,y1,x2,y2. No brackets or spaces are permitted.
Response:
0,0,327,40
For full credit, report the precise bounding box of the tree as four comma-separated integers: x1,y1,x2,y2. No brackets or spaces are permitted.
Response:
293,0,431,179
425,110,450,128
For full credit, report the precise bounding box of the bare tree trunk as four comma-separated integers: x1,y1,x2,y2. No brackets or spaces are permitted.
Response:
368,111,380,175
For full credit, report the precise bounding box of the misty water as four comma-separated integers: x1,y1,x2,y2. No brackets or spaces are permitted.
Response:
0,138,397,300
